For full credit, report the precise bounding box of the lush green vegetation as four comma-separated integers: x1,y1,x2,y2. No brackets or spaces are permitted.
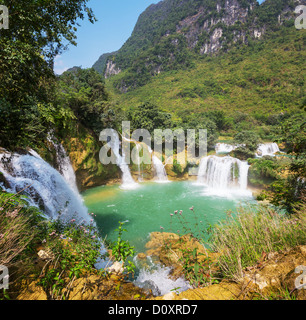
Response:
0,0,305,301
269,114,306,212
57,68,122,135
107,26,305,120
0,189,109,300
97,0,302,92
0,0,95,150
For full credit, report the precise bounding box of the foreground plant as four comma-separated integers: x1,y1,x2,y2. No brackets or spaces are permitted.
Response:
109,221,136,276
0,190,44,278
211,203,306,282
38,216,104,300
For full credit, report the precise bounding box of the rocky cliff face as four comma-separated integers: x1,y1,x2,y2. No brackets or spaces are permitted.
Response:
176,0,254,54
92,51,117,74
104,60,121,79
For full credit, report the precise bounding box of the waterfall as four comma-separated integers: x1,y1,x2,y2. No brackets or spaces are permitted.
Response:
215,143,237,154
108,133,138,190
256,143,280,157
197,156,250,195
0,151,90,223
134,257,191,296
135,144,143,182
47,134,79,193
152,155,169,183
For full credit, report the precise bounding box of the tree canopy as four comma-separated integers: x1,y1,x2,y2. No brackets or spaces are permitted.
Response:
0,0,96,149
0,0,95,105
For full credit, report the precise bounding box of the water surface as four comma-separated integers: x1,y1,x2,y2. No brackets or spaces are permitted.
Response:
82,181,253,253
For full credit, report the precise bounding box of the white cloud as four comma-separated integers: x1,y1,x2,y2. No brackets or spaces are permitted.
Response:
54,55,69,75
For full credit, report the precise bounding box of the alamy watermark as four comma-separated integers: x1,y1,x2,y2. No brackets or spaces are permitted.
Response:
295,265,306,290
0,5,9,30
0,265,9,290
295,5,306,29
99,121,207,175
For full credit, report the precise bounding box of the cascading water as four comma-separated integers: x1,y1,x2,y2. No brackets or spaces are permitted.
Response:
135,144,143,182
47,134,79,193
134,257,191,296
256,143,280,157
108,133,138,190
215,143,237,154
152,155,169,183
197,155,250,196
0,151,90,223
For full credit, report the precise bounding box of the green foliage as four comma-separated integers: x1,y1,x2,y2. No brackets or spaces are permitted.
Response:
270,112,306,212
107,26,305,122
234,130,260,152
110,221,136,275
0,190,45,299
38,217,103,299
0,1,96,150
57,68,119,134
248,157,281,187
172,159,183,175
179,247,213,288
0,0,95,105
129,102,172,133
0,98,75,150
180,113,219,150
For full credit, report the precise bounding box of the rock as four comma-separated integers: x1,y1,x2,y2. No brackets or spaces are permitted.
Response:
162,292,177,300
37,249,53,261
282,267,306,300
145,232,179,250
133,280,161,297
137,253,147,260
17,281,47,300
154,281,241,300
145,232,219,280
241,245,306,299
107,261,124,274
66,273,151,300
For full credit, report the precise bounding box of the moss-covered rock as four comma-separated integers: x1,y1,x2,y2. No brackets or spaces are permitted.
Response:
60,123,120,191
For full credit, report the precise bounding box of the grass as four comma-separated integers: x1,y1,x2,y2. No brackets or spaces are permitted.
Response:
211,202,306,282
0,191,42,270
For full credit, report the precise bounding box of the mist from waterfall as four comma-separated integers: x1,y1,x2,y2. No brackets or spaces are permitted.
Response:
107,133,138,190
256,143,280,157
197,155,251,197
0,152,90,223
152,155,169,183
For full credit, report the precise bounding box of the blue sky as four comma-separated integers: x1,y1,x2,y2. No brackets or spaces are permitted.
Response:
54,0,265,74
54,0,160,74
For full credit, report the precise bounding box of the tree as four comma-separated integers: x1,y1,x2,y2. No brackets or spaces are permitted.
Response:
57,68,117,135
0,0,95,105
270,112,306,212
183,114,219,151
234,130,260,151
129,102,172,133
0,1,95,149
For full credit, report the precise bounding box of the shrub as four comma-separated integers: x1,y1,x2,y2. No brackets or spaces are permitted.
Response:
38,216,103,299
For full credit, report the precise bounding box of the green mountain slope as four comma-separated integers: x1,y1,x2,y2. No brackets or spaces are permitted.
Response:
106,26,305,117
93,0,304,95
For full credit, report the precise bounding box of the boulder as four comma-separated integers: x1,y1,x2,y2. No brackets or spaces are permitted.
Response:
17,281,47,300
